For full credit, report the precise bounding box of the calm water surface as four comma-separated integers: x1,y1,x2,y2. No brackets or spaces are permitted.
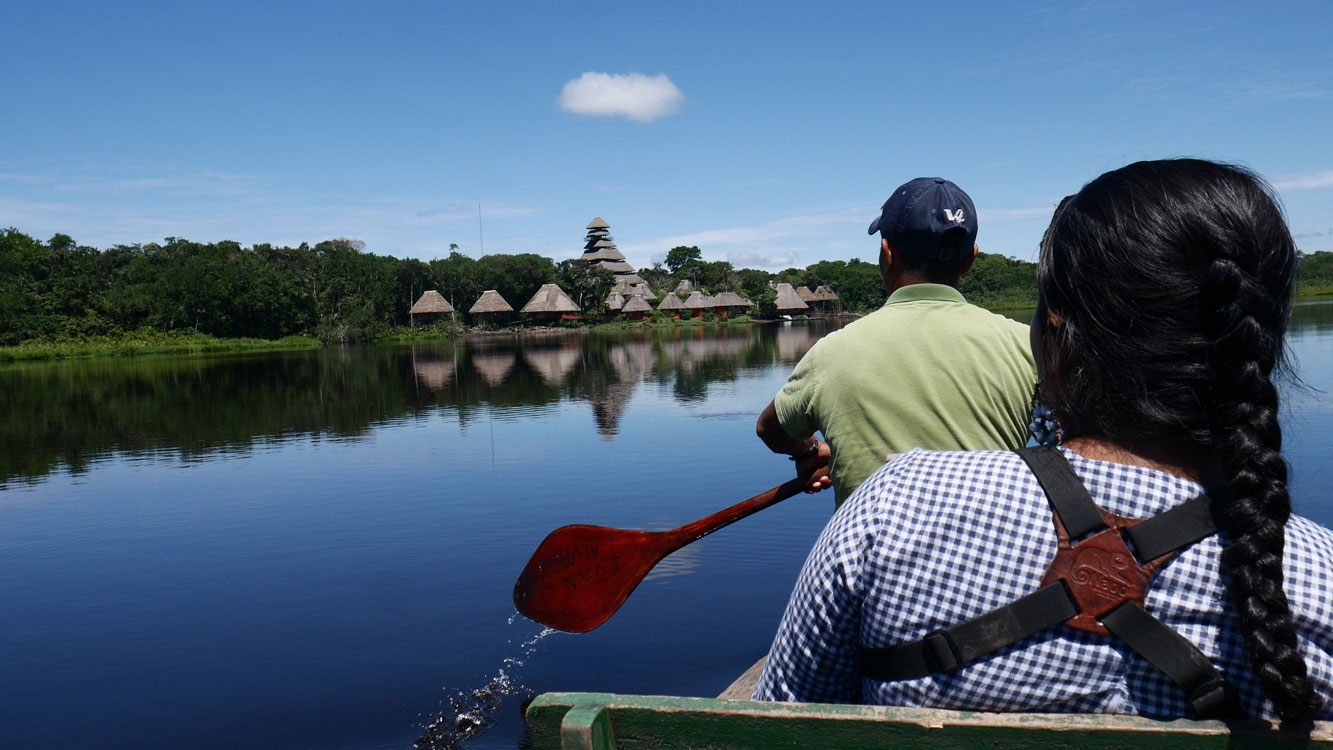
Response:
2,307,1331,750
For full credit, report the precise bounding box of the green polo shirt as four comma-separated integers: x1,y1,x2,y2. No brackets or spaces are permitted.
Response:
775,284,1036,507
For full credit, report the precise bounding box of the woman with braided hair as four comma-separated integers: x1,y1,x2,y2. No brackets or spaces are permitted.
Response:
754,159,1333,722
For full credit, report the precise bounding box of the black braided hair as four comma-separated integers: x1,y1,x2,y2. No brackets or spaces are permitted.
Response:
1034,159,1319,722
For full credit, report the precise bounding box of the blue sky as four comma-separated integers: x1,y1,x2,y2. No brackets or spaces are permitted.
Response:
3,0,1331,268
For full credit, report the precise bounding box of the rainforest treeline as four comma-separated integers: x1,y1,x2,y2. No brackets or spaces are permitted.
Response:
3,228,1328,345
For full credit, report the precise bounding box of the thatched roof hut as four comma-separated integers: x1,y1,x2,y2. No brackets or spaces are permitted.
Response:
813,285,839,303
469,290,514,315
683,291,711,314
622,294,652,320
604,290,626,312
620,281,656,301
520,283,581,320
622,294,653,313
673,279,695,296
657,292,686,312
586,217,610,230
582,248,627,262
796,286,817,303
595,260,636,274
711,291,753,308
409,290,455,327
410,290,454,314
774,283,810,312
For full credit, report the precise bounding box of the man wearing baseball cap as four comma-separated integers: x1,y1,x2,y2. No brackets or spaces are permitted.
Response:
756,177,1037,508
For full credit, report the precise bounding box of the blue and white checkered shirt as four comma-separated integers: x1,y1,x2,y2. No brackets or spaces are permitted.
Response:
753,448,1333,719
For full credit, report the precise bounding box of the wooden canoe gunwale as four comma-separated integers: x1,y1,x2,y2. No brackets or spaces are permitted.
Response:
526,692,1333,749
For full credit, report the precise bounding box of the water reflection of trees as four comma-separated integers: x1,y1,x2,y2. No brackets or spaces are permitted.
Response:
0,323,836,484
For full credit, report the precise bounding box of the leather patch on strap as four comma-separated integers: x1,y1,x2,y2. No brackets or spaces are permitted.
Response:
1041,508,1175,636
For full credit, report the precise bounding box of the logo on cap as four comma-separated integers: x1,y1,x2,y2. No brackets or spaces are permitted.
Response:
943,209,966,224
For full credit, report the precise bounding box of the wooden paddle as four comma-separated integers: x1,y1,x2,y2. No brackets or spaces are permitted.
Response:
513,469,827,633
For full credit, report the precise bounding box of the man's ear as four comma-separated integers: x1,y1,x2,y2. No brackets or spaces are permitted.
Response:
958,243,979,275
880,238,895,272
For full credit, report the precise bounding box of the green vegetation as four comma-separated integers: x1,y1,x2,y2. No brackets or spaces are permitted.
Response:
1296,251,1333,300
5,230,1328,355
0,330,319,363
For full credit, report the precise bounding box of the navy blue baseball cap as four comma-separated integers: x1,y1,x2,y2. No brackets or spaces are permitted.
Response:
868,177,978,261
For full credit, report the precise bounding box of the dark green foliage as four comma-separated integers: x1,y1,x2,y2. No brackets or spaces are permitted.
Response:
1,226,1063,347
0,229,562,344
957,252,1038,309
477,253,557,310
556,259,615,314
664,245,702,274
801,259,886,312
1297,251,1333,293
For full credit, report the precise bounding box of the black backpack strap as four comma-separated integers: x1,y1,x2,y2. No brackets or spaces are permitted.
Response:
862,583,1078,681
1123,493,1217,561
1020,446,1219,560
1100,601,1240,718
861,448,1236,718
1016,446,1105,539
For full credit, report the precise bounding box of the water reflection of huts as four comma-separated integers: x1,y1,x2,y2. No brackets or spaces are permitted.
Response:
412,359,457,390
469,290,514,325
523,345,581,386
520,283,581,323
471,352,517,386
776,324,819,361
409,290,455,327
591,339,657,439
407,324,830,437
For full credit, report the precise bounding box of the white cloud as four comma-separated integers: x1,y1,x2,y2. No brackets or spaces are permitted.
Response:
1274,170,1333,191
559,72,685,123
727,250,800,268
1296,229,1324,238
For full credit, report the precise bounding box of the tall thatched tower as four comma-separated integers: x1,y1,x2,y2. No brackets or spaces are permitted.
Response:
579,218,655,299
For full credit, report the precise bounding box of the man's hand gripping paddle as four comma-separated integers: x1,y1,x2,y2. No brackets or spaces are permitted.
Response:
512,468,828,633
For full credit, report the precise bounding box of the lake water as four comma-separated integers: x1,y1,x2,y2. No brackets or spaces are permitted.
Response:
2,304,1331,750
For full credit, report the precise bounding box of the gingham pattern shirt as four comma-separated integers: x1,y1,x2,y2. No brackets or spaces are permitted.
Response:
753,448,1333,719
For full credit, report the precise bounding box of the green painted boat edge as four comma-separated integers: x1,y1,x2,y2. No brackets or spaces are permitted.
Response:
526,692,1333,749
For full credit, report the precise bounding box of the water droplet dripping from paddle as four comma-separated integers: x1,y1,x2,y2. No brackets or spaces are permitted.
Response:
414,616,556,749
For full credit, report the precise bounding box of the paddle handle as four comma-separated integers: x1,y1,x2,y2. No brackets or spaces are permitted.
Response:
663,469,826,552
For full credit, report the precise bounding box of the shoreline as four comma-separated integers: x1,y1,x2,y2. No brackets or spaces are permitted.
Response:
0,333,321,364
7,292,1329,362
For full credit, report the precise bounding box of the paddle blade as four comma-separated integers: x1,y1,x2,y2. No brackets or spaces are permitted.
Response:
513,524,669,633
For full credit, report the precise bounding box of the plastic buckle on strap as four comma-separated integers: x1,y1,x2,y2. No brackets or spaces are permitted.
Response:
1187,678,1233,719
922,629,963,675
